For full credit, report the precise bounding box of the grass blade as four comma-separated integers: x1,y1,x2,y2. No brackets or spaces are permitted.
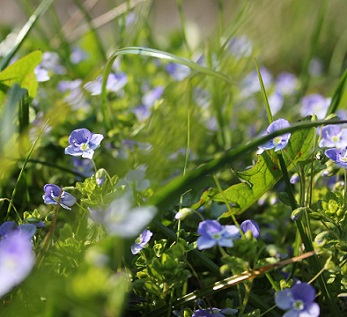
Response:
0,0,54,71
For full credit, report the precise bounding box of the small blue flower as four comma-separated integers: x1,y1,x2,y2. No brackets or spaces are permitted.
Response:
240,219,260,238
165,63,190,81
258,118,291,152
275,282,319,317
319,125,347,148
300,94,330,120
325,147,347,169
0,231,35,298
89,196,157,238
196,220,240,250
275,72,299,96
193,307,238,317
43,184,76,210
227,35,252,59
84,73,127,96
192,308,225,317
131,229,153,255
65,128,104,159
0,221,37,238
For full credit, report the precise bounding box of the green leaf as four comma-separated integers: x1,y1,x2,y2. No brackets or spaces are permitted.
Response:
0,84,27,149
0,50,42,101
213,127,315,219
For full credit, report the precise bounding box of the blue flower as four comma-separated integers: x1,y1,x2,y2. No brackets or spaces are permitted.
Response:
196,220,240,250
258,118,291,152
89,196,157,238
193,307,238,317
240,219,260,238
325,147,347,169
0,221,37,238
227,35,252,59
84,73,127,96
165,63,190,81
192,308,225,317
65,128,104,159
43,184,76,210
275,72,299,96
319,125,347,148
0,231,35,298
300,94,330,120
275,282,320,317
131,229,153,254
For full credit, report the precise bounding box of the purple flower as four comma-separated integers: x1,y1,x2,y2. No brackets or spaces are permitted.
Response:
72,158,94,178
192,308,225,317
319,125,347,148
240,219,260,238
325,147,347,169
290,174,300,184
275,282,320,317
258,118,291,152
89,196,157,238
165,63,190,81
34,65,50,82
241,67,272,98
70,46,88,64
300,94,330,120
142,86,164,108
275,72,299,96
0,221,36,238
132,86,164,121
227,35,252,59
268,91,284,115
0,231,35,298
42,184,76,210
131,229,153,254
196,220,240,250
65,128,104,159
192,307,237,317
84,73,127,96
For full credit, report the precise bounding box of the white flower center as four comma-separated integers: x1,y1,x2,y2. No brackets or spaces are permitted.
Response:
293,299,304,311
212,232,222,240
273,136,283,145
80,143,89,151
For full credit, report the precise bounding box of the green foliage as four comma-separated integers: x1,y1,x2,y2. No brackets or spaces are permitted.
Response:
2,0,347,316
213,126,315,218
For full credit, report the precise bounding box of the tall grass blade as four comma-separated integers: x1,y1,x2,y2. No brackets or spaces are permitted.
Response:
326,67,347,116
101,46,232,129
0,0,54,71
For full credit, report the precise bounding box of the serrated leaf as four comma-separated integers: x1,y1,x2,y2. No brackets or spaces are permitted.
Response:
213,127,315,219
0,50,42,102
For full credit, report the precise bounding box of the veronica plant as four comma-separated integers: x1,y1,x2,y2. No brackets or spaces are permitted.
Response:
275,282,320,317
131,229,153,255
319,124,347,148
42,184,76,210
258,118,291,152
196,220,240,250
324,147,347,169
89,196,157,238
65,128,104,159
0,231,35,298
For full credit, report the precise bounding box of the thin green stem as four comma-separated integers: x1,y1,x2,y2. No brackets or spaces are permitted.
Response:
6,121,49,220
278,152,341,316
